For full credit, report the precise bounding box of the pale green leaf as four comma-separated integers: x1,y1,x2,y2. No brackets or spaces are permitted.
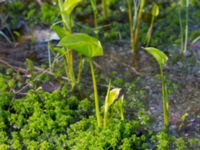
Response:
58,33,103,57
104,82,121,127
143,47,168,68
63,0,82,15
106,88,121,108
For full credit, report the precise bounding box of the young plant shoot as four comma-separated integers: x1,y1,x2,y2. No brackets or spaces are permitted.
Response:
178,2,184,53
178,0,190,55
128,0,145,67
184,0,189,54
146,4,159,46
58,33,104,128
104,81,121,128
143,47,169,129
55,0,82,89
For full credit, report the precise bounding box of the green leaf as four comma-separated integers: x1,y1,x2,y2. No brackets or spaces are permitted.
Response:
143,47,168,67
104,81,121,127
107,88,121,107
58,33,103,57
51,25,70,38
152,4,159,17
63,0,82,15
105,84,121,110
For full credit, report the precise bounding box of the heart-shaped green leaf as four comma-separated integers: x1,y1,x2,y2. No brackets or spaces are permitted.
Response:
63,0,82,15
58,33,103,57
143,47,168,68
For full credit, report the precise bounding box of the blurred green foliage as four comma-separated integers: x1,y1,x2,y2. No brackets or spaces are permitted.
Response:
0,0,59,30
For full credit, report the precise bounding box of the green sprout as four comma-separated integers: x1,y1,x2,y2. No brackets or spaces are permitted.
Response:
178,0,190,55
146,3,159,46
104,81,121,128
58,33,104,128
184,0,189,54
143,47,169,129
54,0,82,89
128,0,145,67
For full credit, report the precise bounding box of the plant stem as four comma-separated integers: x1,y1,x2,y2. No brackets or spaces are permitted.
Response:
90,0,98,37
102,0,108,19
67,49,76,89
178,4,184,53
58,0,71,31
146,16,155,46
94,11,99,38
58,0,75,89
77,56,84,84
64,53,69,77
120,96,124,121
134,0,145,50
160,66,169,128
121,109,124,121
89,59,102,128
128,0,134,51
94,12,97,29
183,0,189,54
47,45,52,71
128,0,145,67
103,81,111,128
104,110,108,128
